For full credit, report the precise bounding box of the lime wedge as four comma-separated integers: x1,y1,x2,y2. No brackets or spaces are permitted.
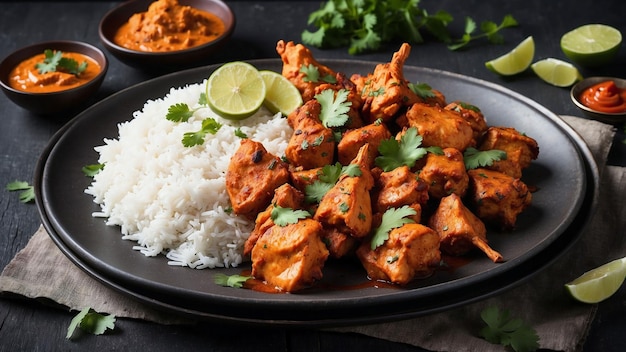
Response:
259,70,303,116
565,256,626,303
206,61,266,120
531,58,583,87
485,36,535,76
561,24,622,67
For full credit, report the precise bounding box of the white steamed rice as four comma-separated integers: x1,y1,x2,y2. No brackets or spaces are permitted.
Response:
84,80,292,269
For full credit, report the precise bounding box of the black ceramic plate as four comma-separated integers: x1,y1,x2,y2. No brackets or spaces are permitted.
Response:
35,59,594,325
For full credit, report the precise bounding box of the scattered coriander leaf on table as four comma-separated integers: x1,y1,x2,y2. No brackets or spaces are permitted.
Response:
448,14,519,51
479,306,539,352
6,180,35,203
66,307,116,340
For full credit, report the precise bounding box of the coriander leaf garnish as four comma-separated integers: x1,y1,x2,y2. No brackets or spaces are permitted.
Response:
375,127,428,172
214,273,252,288
371,205,416,250
36,49,87,76
299,64,336,83
6,180,35,203
66,307,116,340
182,118,222,147
166,103,195,122
408,82,436,99
82,163,104,177
315,89,351,128
479,306,539,352
234,128,248,139
305,162,361,203
270,205,311,226
463,147,507,170
448,14,519,51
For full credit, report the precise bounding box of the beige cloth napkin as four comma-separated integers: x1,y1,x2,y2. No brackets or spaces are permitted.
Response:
0,115,620,351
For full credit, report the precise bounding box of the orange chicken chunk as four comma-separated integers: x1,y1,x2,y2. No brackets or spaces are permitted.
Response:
357,223,441,285
251,218,329,292
429,193,503,263
467,168,532,230
225,139,290,220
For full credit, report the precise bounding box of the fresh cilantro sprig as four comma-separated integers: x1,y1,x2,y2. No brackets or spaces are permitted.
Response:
463,147,507,170
315,89,351,128
182,118,222,147
300,64,337,84
82,163,104,177
479,306,539,352
408,82,437,100
36,49,88,76
6,180,35,203
270,205,312,226
375,127,441,172
66,307,116,340
302,0,453,54
166,93,223,147
370,205,417,249
305,162,362,203
448,15,519,51
214,273,252,288
301,0,516,54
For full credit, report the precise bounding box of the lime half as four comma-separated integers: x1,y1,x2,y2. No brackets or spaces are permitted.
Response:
565,256,626,303
561,24,622,67
485,36,535,76
259,70,303,116
531,58,583,87
206,61,266,120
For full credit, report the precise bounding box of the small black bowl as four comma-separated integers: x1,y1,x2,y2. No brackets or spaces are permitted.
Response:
99,0,235,70
570,76,626,124
0,41,108,115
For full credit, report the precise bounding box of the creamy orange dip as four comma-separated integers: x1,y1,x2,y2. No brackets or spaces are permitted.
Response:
9,51,101,93
113,0,226,52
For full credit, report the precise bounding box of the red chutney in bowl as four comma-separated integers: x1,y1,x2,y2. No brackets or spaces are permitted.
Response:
578,80,626,114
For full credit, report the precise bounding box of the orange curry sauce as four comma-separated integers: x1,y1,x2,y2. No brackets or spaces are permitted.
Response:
579,80,626,114
9,51,100,93
113,0,226,52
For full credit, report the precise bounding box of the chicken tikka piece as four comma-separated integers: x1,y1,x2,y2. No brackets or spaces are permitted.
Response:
444,102,489,146
314,144,374,238
276,40,338,102
285,99,335,169
429,193,503,263
244,184,305,257
418,147,469,199
225,139,290,220
467,168,532,231
478,126,539,179
251,218,329,292
402,103,475,151
337,121,392,166
356,223,441,285
373,165,428,217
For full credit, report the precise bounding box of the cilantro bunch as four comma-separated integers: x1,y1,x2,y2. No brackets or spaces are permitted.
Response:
301,0,517,54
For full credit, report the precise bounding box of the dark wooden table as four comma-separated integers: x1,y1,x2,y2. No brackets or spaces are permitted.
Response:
1,1,625,350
